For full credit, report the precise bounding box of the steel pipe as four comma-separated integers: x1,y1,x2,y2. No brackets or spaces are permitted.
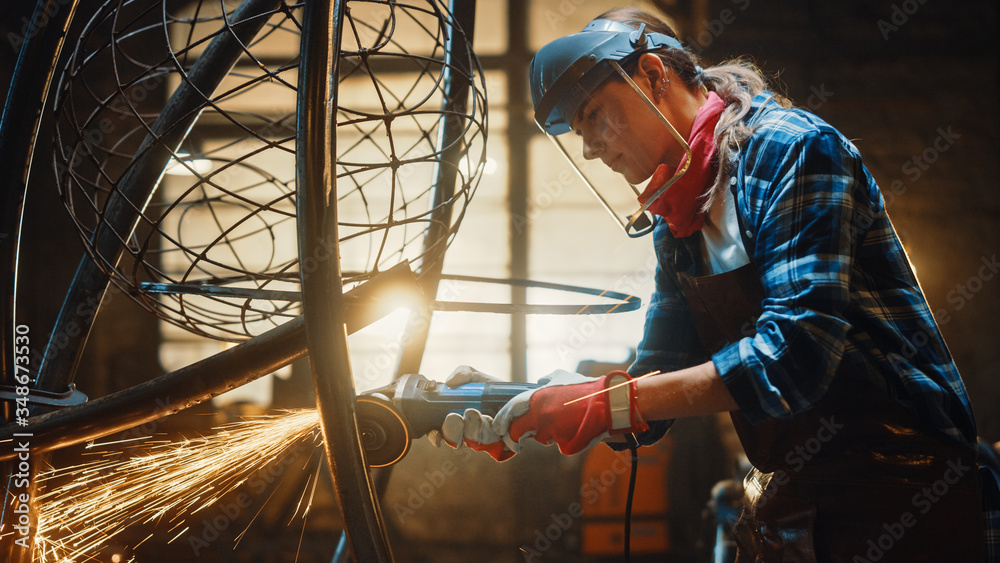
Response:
296,0,395,559
0,262,420,460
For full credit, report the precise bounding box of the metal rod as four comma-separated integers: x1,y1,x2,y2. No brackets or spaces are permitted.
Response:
297,0,394,560
507,0,530,383
139,275,643,315
0,262,420,460
34,0,282,399
332,530,351,563
1,318,305,462
0,1,82,560
395,0,479,376
0,0,82,415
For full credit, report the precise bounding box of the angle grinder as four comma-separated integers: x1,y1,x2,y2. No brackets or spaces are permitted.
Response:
356,374,538,467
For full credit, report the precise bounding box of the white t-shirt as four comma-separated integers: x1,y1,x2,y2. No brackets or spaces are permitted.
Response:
700,179,750,275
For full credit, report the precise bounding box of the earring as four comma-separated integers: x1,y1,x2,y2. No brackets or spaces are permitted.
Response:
659,77,668,95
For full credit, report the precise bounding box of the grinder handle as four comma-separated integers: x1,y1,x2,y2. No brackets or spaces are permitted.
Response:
396,379,537,439
479,381,538,416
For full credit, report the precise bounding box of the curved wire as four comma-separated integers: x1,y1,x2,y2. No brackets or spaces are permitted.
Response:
52,0,487,341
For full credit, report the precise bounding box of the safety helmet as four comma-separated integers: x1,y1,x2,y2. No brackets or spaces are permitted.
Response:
528,19,692,237
530,19,685,136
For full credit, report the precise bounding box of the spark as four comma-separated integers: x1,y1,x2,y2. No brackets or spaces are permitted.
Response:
31,409,322,562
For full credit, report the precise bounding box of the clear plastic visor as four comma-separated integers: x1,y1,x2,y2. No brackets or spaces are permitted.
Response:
545,61,692,238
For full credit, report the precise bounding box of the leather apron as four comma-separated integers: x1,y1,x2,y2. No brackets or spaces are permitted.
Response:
674,260,984,562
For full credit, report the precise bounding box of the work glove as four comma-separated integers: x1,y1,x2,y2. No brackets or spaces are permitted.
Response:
494,369,648,456
426,365,516,461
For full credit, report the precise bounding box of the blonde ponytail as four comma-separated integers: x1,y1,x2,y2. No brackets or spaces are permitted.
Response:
701,60,790,211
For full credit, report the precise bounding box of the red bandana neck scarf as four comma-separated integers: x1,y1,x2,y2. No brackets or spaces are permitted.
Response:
637,91,725,238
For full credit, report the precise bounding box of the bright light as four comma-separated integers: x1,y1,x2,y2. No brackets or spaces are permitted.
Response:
459,155,497,175
165,152,213,176
482,157,498,175
378,288,425,313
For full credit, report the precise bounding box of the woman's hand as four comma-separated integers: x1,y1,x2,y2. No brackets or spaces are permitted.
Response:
426,366,516,461
494,370,648,456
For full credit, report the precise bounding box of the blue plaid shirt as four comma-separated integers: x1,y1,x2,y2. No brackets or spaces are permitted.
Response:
626,93,998,556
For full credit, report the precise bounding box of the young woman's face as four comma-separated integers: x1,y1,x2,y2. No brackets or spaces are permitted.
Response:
570,77,683,185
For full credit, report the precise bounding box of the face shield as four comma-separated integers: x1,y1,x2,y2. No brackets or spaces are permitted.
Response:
530,20,692,237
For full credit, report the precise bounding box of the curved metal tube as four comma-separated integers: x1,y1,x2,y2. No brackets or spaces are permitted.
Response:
395,0,479,376
0,262,419,460
0,0,82,419
0,2,83,561
0,317,306,461
297,0,394,560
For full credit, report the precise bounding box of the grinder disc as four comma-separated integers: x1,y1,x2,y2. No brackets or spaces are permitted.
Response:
355,395,410,467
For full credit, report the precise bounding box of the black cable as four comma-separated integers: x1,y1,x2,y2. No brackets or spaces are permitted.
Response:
624,434,640,563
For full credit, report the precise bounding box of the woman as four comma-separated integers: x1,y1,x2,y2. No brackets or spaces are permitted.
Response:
436,8,994,561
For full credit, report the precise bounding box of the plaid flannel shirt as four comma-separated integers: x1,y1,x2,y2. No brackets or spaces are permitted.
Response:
625,93,998,557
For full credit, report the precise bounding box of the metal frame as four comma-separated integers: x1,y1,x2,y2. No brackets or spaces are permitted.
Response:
34,0,283,401
0,2,83,561
0,1,634,560
395,0,478,376
296,0,394,559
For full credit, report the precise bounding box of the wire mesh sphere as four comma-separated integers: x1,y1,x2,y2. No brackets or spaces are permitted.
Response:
52,0,487,341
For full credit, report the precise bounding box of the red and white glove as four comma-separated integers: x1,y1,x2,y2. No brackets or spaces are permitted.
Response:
493,369,648,455
426,365,516,461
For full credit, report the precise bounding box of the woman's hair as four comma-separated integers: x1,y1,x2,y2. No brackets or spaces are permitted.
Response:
595,7,789,211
